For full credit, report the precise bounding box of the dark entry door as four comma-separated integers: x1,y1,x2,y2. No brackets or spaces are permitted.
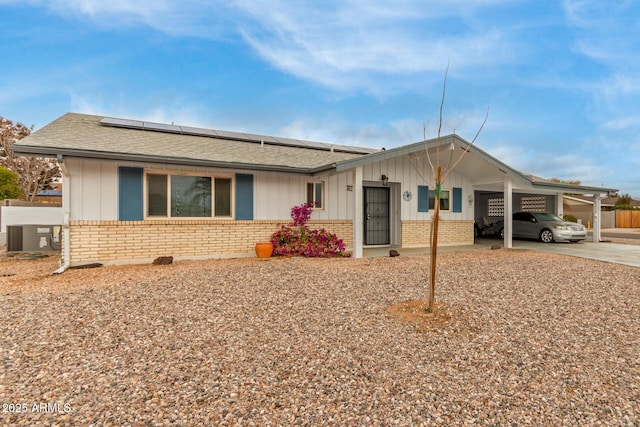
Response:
364,187,390,245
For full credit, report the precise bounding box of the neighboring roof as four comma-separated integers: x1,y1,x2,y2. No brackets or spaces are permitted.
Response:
565,194,640,207
13,113,378,173
335,134,618,196
37,189,63,197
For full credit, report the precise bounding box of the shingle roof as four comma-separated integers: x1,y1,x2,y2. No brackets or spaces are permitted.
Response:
13,113,378,173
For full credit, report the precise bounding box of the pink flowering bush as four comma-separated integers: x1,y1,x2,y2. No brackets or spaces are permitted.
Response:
271,203,349,257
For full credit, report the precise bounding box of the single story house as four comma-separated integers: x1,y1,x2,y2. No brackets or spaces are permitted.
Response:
13,113,617,269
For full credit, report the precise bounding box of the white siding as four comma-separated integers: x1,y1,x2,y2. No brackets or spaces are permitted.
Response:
67,158,118,221
363,156,473,222
253,170,353,220
64,155,472,223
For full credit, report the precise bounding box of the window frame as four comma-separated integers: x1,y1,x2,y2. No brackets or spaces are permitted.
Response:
144,170,235,219
428,188,451,211
306,180,325,210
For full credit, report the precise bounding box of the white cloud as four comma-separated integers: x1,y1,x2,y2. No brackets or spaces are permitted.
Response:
234,0,517,92
602,116,640,131
2,0,238,38
67,91,212,129
7,0,518,94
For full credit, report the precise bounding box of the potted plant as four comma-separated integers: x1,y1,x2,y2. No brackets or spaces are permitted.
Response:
255,242,274,258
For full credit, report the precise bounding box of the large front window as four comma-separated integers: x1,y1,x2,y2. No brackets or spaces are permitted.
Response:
147,173,231,218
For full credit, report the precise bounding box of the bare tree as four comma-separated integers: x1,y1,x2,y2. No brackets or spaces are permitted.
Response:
411,67,488,312
0,117,60,201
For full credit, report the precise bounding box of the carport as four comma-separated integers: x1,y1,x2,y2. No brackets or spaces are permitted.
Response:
443,141,617,248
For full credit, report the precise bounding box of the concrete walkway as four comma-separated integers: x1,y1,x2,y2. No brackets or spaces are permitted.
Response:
363,233,640,268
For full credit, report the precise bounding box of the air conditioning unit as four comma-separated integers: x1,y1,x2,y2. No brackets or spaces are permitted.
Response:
6,225,62,252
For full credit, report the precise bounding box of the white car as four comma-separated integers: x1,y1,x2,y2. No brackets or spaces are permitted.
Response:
496,212,587,243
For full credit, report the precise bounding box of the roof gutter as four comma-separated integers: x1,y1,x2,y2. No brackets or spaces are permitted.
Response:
530,180,618,196
53,155,71,275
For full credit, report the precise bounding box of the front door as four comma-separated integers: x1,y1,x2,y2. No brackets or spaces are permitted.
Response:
364,187,390,245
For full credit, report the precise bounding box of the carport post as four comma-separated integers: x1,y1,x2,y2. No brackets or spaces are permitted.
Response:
352,166,364,258
504,178,513,248
557,192,564,217
592,195,602,242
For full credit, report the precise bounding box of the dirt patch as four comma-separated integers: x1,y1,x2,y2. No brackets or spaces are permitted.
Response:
387,300,451,328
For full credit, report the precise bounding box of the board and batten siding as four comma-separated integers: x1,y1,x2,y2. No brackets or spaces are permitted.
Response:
66,158,118,221
65,158,356,222
65,156,473,224
253,170,354,220
361,156,473,221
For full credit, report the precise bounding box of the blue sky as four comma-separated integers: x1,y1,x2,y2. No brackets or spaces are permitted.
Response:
1,0,639,196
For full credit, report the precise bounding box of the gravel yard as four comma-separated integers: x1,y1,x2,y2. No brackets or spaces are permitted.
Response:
1,249,639,426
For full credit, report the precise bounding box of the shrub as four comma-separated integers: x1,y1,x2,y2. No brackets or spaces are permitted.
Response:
562,213,578,223
271,203,349,257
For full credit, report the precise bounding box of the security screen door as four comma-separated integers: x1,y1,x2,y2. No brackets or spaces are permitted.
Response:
364,187,390,245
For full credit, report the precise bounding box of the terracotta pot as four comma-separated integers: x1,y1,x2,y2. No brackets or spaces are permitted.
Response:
255,242,274,258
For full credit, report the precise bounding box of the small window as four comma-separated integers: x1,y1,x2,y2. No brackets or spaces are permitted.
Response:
214,177,232,217
306,181,324,209
147,174,168,216
429,189,450,211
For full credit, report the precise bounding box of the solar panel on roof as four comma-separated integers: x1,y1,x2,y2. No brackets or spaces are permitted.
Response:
179,126,218,136
143,122,182,133
214,129,246,140
101,117,144,128
99,116,378,155
244,133,279,144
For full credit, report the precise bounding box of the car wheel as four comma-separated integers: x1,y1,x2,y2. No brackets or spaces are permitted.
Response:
499,228,504,239
539,229,554,243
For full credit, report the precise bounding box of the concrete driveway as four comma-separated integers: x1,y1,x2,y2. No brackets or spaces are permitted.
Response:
511,240,640,268
365,230,640,268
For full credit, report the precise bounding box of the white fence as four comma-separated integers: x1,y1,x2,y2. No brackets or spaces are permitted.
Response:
0,205,64,246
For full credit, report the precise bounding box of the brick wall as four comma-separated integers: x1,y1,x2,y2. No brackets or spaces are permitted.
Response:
68,220,353,265
401,220,474,247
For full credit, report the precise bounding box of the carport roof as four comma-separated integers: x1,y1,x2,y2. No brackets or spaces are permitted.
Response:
335,134,618,196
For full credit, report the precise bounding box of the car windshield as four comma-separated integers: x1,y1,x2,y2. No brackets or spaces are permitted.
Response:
533,212,563,222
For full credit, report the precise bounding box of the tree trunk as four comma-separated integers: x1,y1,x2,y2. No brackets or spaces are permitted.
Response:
428,166,442,312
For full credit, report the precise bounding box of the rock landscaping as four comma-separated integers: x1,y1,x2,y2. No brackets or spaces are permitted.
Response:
1,249,639,425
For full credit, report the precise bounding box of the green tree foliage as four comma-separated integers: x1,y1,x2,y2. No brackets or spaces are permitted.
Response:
0,166,24,199
550,177,582,186
614,193,635,210
0,116,60,201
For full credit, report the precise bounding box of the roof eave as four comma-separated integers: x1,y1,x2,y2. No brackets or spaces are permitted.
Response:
335,134,532,181
531,180,618,196
12,145,336,175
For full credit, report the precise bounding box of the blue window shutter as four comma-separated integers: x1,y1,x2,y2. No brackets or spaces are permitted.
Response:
418,185,429,212
235,174,254,220
453,187,462,213
119,167,143,220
